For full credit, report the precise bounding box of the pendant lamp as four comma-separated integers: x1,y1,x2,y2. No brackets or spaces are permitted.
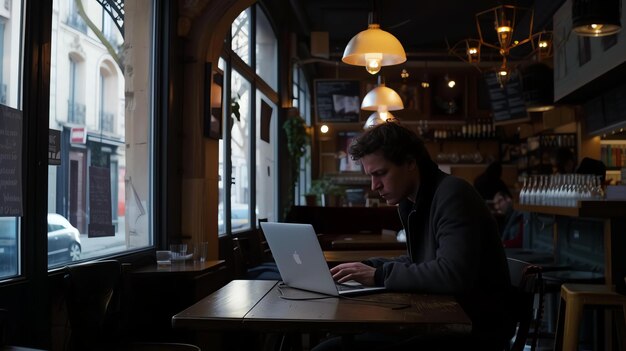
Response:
363,111,398,129
361,78,404,112
342,13,406,75
572,0,621,37
361,76,403,129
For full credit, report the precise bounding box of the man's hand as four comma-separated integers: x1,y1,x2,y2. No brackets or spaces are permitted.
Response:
330,262,377,286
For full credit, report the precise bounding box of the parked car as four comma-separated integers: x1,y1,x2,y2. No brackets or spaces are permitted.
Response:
47,213,82,264
0,214,81,273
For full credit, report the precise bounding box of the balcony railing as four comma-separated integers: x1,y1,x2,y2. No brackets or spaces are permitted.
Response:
101,111,115,133
68,100,86,125
66,12,88,33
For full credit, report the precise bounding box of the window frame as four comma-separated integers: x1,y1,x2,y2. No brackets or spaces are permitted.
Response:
219,3,279,236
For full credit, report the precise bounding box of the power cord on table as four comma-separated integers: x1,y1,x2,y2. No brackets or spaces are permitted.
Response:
277,282,411,310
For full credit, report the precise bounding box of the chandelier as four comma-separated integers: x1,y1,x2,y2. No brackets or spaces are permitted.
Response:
448,4,551,87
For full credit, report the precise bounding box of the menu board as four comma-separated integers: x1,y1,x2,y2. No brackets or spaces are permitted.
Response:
0,105,23,216
484,72,528,124
88,166,114,237
314,80,361,122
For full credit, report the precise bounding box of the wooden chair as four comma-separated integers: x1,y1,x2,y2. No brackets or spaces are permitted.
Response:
64,260,202,351
507,258,545,351
231,220,281,281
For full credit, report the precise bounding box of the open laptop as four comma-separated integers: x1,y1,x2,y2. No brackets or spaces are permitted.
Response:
260,222,386,296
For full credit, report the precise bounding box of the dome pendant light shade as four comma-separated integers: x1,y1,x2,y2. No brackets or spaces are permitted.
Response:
361,84,404,111
572,0,621,37
342,24,407,75
364,111,398,129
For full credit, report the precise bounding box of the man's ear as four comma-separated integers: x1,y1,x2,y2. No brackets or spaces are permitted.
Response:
407,159,418,171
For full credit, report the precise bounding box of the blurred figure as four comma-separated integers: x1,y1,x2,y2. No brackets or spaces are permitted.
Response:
473,161,509,200
576,157,606,184
493,190,523,248
552,147,576,174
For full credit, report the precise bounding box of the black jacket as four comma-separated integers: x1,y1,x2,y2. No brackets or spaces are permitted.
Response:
364,163,514,344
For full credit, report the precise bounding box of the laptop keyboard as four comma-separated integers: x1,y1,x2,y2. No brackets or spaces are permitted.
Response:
336,283,364,291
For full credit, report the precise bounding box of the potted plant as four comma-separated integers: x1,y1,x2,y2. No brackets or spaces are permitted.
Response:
282,112,310,211
306,178,344,207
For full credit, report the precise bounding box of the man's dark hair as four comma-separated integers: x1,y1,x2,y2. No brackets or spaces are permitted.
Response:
348,122,432,167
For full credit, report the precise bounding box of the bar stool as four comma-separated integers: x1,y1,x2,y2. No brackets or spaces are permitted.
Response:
554,283,626,351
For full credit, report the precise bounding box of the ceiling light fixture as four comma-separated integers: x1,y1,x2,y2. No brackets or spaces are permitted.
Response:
448,4,551,87
572,0,621,37
361,76,403,129
444,74,456,89
363,111,398,129
342,13,407,75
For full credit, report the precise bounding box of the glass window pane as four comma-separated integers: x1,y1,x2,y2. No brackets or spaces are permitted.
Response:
217,58,226,235
0,0,24,280
255,91,276,222
47,0,154,268
230,70,250,231
255,9,277,90
231,9,250,65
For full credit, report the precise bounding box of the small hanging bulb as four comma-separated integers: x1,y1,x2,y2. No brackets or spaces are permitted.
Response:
320,125,329,134
364,53,383,75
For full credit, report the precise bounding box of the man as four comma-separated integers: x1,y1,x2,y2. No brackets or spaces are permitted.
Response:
327,122,514,350
493,190,524,248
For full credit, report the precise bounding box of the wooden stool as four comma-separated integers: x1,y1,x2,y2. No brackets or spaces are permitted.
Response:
554,283,626,351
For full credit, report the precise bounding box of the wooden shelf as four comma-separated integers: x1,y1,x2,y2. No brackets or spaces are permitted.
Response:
515,200,626,218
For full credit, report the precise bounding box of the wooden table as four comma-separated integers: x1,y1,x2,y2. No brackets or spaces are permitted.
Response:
131,259,226,277
172,280,471,335
128,260,228,341
322,233,406,250
323,250,406,265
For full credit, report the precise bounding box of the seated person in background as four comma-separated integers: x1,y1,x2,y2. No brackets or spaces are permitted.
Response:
493,190,523,248
473,161,509,200
576,157,607,184
317,122,513,351
552,147,576,174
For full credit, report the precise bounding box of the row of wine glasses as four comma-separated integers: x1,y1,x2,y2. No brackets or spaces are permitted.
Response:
519,174,605,207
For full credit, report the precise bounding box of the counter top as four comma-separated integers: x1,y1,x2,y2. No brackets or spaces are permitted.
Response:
514,200,626,218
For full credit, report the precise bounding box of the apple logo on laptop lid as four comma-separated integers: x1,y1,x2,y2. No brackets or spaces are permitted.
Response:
292,250,302,264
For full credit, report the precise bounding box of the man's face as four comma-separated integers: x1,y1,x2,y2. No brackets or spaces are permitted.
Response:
493,193,511,214
360,151,419,205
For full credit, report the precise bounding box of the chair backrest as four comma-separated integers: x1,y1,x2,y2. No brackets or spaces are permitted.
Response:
64,260,123,350
507,257,545,351
255,218,272,262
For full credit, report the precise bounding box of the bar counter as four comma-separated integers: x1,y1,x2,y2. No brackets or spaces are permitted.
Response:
515,200,626,293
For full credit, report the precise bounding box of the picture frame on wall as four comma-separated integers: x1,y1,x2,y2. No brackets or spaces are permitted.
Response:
337,131,362,172
204,63,224,139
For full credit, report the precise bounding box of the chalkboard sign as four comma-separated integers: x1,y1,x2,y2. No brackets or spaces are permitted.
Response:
314,80,361,123
0,105,23,216
483,71,529,125
88,166,114,237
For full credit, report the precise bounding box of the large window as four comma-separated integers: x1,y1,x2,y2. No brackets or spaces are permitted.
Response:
230,70,251,231
231,9,250,65
46,0,154,269
218,5,278,235
292,65,312,205
0,0,24,280
255,8,277,90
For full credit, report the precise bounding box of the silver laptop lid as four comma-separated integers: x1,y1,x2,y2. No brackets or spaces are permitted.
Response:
261,222,386,296
261,222,339,296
